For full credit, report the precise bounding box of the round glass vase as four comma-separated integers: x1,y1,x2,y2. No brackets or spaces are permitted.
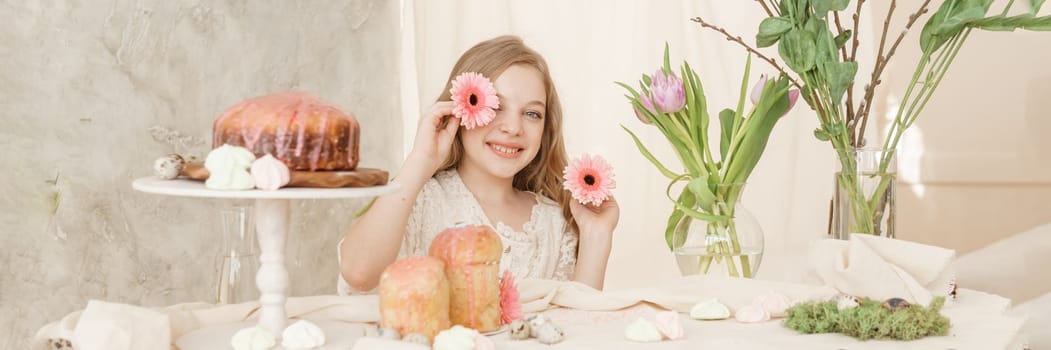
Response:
671,184,764,278
830,148,897,239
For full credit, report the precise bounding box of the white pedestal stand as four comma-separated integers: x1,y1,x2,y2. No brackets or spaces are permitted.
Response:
133,177,399,348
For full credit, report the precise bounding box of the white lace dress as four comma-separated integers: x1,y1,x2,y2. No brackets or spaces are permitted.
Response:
338,170,578,295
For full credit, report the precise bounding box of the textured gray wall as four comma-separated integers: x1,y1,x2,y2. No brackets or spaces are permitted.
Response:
0,0,401,348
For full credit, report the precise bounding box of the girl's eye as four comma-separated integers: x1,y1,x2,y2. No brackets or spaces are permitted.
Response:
525,111,544,120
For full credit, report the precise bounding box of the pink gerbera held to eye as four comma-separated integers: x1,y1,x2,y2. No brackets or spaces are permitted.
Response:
450,71,500,129
563,154,616,206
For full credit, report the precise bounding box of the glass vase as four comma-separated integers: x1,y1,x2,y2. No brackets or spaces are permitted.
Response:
831,148,897,239
215,206,260,304
672,184,764,278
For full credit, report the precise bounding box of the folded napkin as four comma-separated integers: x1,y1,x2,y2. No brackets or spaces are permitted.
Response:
32,300,171,350
808,234,956,305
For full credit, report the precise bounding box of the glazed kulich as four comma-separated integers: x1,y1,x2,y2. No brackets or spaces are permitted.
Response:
378,256,451,342
212,92,359,171
428,224,503,333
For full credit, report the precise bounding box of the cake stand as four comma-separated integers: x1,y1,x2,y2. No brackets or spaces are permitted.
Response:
132,176,399,348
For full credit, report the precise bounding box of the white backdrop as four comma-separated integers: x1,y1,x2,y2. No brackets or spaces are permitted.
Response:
398,0,871,289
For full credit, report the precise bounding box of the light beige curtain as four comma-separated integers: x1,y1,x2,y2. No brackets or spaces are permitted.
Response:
400,0,869,289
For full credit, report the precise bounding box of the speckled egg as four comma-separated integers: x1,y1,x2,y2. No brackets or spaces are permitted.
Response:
509,319,531,340
882,298,911,311
153,154,185,180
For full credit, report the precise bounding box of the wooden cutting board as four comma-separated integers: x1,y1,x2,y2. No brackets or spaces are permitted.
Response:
181,163,388,188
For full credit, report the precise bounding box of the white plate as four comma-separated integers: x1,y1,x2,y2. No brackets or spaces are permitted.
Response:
481,325,509,336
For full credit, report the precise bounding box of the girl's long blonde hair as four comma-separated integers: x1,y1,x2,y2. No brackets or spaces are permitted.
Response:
435,35,575,232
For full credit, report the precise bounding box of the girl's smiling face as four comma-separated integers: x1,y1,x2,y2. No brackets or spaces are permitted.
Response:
459,64,547,179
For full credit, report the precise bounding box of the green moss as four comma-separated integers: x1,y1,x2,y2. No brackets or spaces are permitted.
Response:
783,297,951,341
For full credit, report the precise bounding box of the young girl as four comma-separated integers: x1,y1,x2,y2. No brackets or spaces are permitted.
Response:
339,35,618,294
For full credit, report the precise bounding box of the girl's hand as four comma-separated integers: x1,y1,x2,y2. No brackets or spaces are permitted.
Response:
570,196,619,239
408,101,460,174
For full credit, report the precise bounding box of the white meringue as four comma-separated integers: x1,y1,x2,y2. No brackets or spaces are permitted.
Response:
475,333,496,350
230,326,276,350
734,303,771,323
690,299,731,320
624,317,663,343
205,144,256,190
753,291,792,317
251,154,290,190
534,322,565,345
281,320,325,349
433,325,479,350
654,311,685,340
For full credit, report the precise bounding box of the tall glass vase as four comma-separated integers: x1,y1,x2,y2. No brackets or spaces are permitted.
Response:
215,206,259,304
831,148,897,239
672,183,764,278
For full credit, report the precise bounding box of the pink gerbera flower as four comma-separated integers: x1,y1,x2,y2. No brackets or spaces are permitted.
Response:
563,154,616,206
499,270,522,324
450,72,500,129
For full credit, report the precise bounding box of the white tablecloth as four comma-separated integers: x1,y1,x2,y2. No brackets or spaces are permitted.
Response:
35,275,1028,350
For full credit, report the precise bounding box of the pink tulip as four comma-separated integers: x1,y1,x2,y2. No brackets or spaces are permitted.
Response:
750,75,769,105
633,93,656,124
650,70,686,113
787,89,800,110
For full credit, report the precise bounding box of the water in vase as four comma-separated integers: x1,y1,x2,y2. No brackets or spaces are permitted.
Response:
674,247,763,278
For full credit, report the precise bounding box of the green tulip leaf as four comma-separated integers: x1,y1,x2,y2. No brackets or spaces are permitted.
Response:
1031,0,1047,15
622,125,680,180
719,108,739,160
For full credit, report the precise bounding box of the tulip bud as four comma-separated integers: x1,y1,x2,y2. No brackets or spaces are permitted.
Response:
633,93,656,124
750,75,769,105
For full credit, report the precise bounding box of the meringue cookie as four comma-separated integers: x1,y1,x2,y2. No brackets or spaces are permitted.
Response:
230,326,276,350
624,317,663,343
281,320,325,349
534,322,565,345
475,333,496,350
205,144,256,190
526,314,551,338
734,304,771,323
251,154,290,190
433,325,479,350
753,291,792,317
690,299,731,320
153,154,185,180
654,311,685,340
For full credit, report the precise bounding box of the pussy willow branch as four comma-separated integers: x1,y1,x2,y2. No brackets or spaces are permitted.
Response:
834,11,855,126
690,17,805,90
851,0,896,146
855,0,931,148
844,0,866,140
850,0,866,62
756,0,774,17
